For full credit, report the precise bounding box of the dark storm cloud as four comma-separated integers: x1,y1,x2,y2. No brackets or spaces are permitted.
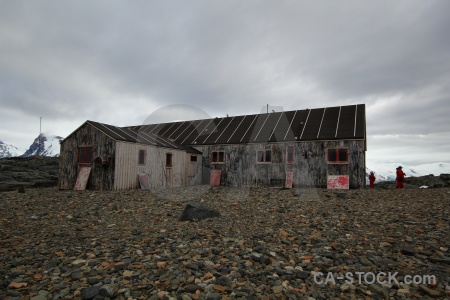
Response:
0,0,449,163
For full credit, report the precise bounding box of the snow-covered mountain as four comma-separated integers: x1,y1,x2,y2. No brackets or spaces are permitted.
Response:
21,133,63,157
0,140,24,158
366,162,450,182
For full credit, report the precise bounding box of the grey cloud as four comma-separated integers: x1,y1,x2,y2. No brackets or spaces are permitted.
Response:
1,1,449,163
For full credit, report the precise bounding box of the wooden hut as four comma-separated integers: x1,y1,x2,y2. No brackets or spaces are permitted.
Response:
59,104,366,190
58,121,202,190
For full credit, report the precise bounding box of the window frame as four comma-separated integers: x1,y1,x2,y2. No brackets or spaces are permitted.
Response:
190,155,198,162
257,149,272,164
326,148,349,164
78,146,93,164
211,151,225,164
166,152,173,168
286,145,295,164
138,149,146,165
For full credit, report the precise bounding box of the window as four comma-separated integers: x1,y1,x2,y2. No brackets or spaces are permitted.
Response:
190,155,198,162
327,148,348,164
166,153,173,167
78,146,93,164
138,149,146,165
211,151,225,164
257,150,272,163
286,145,294,163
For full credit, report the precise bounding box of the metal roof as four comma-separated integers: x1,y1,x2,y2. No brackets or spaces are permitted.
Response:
126,104,365,146
85,121,202,154
62,104,364,151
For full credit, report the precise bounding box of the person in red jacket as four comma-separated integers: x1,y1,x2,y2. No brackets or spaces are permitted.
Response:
369,171,376,188
396,166,405,188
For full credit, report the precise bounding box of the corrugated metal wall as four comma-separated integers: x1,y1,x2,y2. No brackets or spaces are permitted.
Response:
193,140,365,188
113,142,202,190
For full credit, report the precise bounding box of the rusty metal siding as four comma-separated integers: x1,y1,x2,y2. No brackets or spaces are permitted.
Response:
59,123,116,190
193,140,365,188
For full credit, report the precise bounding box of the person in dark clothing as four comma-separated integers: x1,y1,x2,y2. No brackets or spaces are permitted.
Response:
369,171,376,188
396,166,405,188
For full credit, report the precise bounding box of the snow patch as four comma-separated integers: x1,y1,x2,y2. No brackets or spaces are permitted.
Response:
0,140,24,158
22,133,63,157
366,162,450,184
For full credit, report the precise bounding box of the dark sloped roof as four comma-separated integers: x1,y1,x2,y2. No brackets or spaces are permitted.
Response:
62,104,364,151
67,121,202,154
126,104,365,146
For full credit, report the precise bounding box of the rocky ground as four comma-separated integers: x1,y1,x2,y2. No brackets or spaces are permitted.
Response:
1,186,449,300
0,157,59,191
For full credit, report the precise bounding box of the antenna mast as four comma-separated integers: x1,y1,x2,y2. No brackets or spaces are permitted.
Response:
39,117,42,155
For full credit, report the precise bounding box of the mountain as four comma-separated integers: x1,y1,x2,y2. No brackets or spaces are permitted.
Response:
21,133,63,157
366,162,450,183
0,140,23,158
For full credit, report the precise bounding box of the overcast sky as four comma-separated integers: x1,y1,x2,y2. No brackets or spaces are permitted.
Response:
1,1,449,165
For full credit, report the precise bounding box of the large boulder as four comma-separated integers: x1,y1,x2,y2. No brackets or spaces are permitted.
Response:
179,202,220,222
439,174,450,186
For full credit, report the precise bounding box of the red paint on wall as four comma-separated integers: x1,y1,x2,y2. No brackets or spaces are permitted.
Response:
74,167,91,190
285,172,293,189
327,175,349,189
210,169,221,186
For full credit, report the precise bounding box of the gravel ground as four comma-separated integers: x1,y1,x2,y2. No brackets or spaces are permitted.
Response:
1,186,449,300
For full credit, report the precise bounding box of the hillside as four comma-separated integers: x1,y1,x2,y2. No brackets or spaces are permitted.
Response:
0,156,59,191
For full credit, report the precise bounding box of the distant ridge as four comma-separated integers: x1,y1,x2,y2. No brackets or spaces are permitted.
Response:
22,133,63,157
0,140,23,158
0,134,64,158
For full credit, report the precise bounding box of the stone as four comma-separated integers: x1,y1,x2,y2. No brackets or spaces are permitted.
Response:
295,270,310,280
99,284,117,298
31,290,49,300
88,275,102,284
178,202,220,221
396,288,410,297
8,282,27,288
30,294,47,300
368,284,388,298
272,285,283,294
81,286,100,300
215,275,232,287
206,292,221,300
337,192,348,199
213,284,226,292
72,259,87,267
401,247,415,256
184,284,203,293
71,271,83,280
428,257,450,264
419,285,442,298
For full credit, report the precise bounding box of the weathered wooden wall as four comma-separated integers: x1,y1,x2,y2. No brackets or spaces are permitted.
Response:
59,123,116,190
193,140,365,188
114,142,202,190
